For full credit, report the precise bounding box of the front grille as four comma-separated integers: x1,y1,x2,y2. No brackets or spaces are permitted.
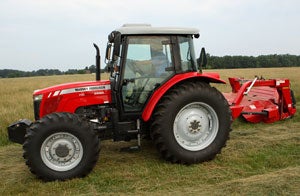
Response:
33,100,41,120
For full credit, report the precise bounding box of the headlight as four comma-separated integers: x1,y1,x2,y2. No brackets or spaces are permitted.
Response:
33,94,43,101
33,94,43,120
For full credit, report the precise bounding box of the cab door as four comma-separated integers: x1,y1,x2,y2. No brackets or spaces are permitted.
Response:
121,35,175,112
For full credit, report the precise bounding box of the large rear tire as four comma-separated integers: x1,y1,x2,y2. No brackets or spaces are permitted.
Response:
23,112,100,181
151,81,232,164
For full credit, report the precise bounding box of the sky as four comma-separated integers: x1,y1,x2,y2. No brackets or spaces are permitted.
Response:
0,0,299,71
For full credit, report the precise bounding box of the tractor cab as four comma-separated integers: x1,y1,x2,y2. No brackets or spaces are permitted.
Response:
105,24,201,119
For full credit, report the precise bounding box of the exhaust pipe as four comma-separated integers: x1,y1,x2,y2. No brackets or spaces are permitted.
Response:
93,43,101,81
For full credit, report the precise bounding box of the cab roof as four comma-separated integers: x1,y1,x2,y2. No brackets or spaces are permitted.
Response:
115,24,200,36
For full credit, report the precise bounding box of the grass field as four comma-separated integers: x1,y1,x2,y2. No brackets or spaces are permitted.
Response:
0,68,299,195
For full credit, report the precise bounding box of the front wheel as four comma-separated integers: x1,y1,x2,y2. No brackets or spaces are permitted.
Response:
151,81,232,164
23,112,100,181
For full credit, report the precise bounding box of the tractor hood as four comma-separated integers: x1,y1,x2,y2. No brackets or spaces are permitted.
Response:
33,80,111,96
33,80,112,119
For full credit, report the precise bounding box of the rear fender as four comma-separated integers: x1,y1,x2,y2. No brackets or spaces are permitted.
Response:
142,72,226,122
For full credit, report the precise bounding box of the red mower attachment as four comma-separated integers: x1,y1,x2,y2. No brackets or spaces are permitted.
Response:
223,77,297,123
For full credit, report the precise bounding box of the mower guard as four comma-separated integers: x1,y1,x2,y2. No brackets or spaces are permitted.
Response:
223,77,296,123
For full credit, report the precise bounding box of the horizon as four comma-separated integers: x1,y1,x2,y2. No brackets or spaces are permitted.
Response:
1,53,299,72
1,53,298,73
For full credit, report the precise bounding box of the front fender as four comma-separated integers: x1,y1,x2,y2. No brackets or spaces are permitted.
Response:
142,72,226,122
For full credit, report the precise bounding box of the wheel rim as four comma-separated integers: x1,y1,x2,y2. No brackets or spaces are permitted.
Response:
40,132,83,172
173,102,219,151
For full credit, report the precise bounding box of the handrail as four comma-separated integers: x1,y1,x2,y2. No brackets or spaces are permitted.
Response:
243,77,258,95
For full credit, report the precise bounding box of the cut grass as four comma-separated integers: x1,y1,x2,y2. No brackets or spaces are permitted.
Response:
0,68,299,195
0,122,299,195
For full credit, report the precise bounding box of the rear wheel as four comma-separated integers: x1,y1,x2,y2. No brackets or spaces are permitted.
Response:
23,112,100,181
151,81,232,164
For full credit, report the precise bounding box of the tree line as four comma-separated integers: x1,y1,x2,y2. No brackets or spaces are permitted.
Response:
0,65,106,78
206,54,300,69
1,54,300,78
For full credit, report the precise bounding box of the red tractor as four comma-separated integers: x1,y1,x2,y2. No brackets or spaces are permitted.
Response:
8,24,296,181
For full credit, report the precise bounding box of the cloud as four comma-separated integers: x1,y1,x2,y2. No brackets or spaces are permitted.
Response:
0,0,299,71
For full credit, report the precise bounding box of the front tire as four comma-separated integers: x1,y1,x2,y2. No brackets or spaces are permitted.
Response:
151,81,232,164
23,112,100,181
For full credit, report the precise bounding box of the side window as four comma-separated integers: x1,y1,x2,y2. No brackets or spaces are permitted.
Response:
178,36,197,72
122,36,174,112
124,44,152,79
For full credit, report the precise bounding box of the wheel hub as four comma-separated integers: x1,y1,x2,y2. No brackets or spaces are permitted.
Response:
41,132,83,171
188,120,201,134
55,144,71,158
173,102,219,151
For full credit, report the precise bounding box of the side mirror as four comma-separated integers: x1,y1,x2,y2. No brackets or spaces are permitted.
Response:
105,43,112,61
197,47,207,71
113,33,121,60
